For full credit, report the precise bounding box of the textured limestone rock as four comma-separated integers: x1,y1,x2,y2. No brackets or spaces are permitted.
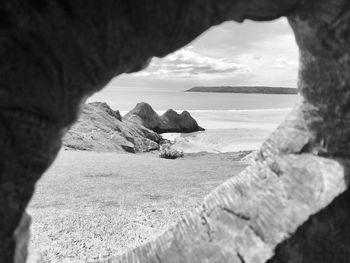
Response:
63,102,162,153
125,103,204,133
14,213,31,263
89,102,122,121
158,110,204,133
105,102,350,263
240,151,258,165
124,102,161,131
1,0,350,262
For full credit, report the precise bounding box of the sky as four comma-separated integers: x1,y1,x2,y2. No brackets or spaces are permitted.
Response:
104,18,299,91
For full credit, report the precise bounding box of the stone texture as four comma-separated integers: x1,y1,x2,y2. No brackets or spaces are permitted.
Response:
124,102,161,131
105,103,349,263
89,102,122,121
0,0,350,262
125,103,204,133
288,0,350,156
158,110,204,133
269,187,350,263
14,212,31,263
63,102,163,153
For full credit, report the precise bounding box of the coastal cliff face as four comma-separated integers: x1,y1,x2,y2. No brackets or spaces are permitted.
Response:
124,102,161,131
63,102,163,153
125,102,204,133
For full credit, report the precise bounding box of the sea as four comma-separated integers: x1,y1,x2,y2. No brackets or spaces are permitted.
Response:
88,86,300,153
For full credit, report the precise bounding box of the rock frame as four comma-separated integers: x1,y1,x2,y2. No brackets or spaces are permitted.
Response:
0,0,349,262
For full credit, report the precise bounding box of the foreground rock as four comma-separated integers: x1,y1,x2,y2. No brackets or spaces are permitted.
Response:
125,102,204,133
63,102,163,153
3,1,349,262
114,103,350,263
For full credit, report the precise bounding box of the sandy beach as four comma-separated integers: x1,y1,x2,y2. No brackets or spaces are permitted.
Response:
27,150,249,262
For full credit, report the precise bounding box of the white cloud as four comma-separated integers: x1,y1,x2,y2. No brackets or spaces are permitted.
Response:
114,17,299,88
272,58,296,69
135,46,245,78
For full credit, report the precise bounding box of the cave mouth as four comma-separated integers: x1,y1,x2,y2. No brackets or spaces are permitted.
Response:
3,1,350,263
26,19,300,262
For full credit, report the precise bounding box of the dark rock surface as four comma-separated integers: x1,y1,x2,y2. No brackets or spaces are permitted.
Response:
1,0,350,262
186,86,298,94
125,103,204,133
124,102,161,130
63,102,163,153
158,109,204,133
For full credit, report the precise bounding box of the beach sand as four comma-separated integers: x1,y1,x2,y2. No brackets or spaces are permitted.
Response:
27,150,249,262
161,108,290,153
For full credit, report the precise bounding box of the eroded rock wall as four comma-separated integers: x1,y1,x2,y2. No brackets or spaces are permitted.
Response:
0,0,350,262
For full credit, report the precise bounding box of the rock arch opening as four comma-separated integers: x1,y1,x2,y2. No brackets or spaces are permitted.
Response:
0,1,349,262
27,19,299,262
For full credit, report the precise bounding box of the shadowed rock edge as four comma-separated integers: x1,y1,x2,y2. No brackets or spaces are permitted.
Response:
107,102,350,263
0,0,349,262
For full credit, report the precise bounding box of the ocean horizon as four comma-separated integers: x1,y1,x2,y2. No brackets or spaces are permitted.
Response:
88,86,300,111
88,87,299,153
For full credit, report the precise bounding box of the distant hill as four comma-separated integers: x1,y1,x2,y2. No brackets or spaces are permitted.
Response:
185,86,298,94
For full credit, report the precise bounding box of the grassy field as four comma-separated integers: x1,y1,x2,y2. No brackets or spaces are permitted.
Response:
27,150,248,262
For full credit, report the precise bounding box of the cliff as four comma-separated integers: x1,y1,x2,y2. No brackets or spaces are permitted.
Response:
186,86,298,94
63,102,163,153
124,102,204,133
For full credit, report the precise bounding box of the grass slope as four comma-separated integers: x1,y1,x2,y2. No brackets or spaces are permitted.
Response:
28,151,248,262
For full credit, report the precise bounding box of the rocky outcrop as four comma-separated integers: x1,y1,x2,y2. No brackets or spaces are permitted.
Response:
124,102,161,130
63,102,163,153
158,109,204,133
63,102,202,153
89,102,122,121
115,103,350,263
125,103,204,133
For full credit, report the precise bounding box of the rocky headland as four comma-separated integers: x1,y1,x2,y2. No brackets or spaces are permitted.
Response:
186,86,298,94
63,102,163,153
63,102,203,153
124,102,204,133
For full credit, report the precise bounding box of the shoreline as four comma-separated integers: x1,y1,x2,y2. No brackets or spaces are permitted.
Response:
62,146,254,159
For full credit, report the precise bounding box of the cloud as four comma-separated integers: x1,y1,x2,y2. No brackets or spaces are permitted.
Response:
135,46,245,78
272,58,297,69
114,17,299,88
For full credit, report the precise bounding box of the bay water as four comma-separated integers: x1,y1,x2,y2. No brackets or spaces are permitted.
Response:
88,86,300,152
